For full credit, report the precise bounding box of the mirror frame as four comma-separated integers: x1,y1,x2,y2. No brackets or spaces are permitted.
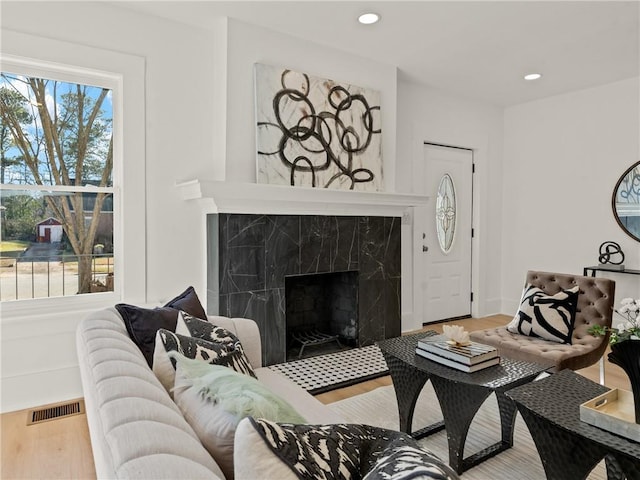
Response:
611,160,640,242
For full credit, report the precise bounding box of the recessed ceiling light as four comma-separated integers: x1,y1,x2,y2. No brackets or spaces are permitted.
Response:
358,12,380,25
524,73,542,81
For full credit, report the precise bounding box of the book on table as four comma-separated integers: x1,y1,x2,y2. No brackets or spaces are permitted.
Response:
415,348,501,373
416,334,498,366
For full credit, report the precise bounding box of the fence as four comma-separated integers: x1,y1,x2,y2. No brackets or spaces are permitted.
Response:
0,253,114,301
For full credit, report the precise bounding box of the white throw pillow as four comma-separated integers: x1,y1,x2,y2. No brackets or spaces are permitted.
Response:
171,354,305,480
233,417,298,480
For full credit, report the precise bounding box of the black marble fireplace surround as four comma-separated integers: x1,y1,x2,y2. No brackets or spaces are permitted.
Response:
207,214,401,366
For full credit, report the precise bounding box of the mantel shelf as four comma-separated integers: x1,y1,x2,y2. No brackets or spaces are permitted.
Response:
176,179,429,216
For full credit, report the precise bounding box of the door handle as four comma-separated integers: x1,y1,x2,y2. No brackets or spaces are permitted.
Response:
422,245,429,252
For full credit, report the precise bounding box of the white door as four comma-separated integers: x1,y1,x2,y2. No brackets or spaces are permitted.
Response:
421,143,473,323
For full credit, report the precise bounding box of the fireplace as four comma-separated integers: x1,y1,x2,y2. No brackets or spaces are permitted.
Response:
285,270,358,360
207,213,400,366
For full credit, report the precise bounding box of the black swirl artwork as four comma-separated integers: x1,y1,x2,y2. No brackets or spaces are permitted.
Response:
255,64,383,191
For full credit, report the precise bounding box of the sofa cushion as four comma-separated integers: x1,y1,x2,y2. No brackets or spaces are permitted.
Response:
506,284,579,344
255,368,344,424
153,329,256,393
172,354,305,480
115,286,207,366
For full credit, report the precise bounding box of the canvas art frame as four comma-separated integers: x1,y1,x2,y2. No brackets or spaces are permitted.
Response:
254,63,383,191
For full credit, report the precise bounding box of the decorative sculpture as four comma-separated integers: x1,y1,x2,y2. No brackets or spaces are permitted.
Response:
598,241,625,269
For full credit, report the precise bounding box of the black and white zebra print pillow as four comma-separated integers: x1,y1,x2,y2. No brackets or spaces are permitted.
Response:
507,284,579,344
176,311,255,374
152,329,256,393
249,418,458,480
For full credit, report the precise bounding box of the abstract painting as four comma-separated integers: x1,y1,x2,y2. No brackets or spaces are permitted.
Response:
255,64,383,191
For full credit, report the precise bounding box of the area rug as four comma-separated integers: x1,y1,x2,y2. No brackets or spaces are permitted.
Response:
328,384,607,480
268,345,388,394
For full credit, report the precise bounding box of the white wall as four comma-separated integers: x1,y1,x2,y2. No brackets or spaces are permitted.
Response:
3,2,636,413
222,19,398,190
0,5,399,412
396,79,505,330
1,1,216,412
502,78,640,313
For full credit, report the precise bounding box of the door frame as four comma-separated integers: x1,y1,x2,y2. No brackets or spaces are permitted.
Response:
421,142,474,324
409,126,490,331
416,141,475,326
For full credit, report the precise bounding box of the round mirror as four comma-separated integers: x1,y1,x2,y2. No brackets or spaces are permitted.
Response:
612,160,640,242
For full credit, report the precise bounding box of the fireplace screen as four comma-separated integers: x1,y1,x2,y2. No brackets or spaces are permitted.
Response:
285,270,359,360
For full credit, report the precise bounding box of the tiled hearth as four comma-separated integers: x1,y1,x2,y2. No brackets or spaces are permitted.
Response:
206,214,401,366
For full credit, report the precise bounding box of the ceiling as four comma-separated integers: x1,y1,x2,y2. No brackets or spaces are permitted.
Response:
117,1,639,107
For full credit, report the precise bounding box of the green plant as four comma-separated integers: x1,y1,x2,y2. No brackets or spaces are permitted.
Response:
589,298,640,344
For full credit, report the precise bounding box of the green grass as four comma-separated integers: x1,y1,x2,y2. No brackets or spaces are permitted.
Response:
0,240,31,253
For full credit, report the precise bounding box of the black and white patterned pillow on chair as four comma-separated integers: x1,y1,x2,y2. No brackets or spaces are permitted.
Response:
507,284,579,344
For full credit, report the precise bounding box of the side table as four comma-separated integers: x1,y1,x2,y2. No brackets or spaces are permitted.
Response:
377,332,550,474
507,369,640,480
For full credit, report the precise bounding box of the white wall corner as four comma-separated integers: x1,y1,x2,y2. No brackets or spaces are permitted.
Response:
212,16,228,181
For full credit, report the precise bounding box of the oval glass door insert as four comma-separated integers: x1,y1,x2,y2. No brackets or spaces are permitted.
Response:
436,173,457,253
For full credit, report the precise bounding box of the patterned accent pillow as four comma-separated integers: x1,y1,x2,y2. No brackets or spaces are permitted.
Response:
176,310,255,375
152,329,255,393
248,418,458,480
507,284,579,344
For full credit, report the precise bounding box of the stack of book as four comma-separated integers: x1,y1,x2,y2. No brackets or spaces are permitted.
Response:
416,335,499,372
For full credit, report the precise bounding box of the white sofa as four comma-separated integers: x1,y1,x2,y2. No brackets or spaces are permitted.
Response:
76,307,344,479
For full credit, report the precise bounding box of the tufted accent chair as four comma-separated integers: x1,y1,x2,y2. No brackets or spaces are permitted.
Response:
470,270,615,372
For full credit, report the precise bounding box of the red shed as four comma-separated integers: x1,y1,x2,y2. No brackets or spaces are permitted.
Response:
36,218,63,243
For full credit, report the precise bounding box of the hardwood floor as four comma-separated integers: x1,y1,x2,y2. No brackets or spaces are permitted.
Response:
1,403,96,479
1,314,632,479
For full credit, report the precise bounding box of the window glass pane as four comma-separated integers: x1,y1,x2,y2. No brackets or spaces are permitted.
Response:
0,190,114,301
436,173,456,253
0,72,113,187
1,71,115,301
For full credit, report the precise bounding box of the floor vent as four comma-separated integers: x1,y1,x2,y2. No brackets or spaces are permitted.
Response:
27,399,85,426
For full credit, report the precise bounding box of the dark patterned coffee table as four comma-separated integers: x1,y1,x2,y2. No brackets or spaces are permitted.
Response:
377,332,551,474
506,369,640,480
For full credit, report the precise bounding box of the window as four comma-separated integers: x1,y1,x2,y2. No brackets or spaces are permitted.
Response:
0,31,146,316
1,69,116,301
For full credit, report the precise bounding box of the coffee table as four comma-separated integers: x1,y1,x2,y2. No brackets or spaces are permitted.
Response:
377,332,551,474
507,369,640,480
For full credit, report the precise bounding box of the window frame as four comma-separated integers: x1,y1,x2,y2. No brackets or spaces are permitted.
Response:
1,31,146,319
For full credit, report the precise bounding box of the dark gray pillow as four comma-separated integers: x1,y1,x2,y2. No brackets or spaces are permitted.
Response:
116,286,206,367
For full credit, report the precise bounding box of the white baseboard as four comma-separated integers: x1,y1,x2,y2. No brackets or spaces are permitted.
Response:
401,311,424,333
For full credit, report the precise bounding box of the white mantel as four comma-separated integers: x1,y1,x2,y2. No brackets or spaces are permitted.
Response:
176,179,429,217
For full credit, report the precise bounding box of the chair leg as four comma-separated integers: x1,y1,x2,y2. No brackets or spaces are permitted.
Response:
599,356,606,385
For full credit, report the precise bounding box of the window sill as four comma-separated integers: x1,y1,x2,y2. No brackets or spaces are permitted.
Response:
1,292,120,323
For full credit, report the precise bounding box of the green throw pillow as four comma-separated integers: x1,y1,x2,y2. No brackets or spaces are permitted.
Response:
169,351,305,423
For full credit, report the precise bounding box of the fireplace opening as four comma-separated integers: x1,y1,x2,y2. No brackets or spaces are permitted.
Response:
285,270,359,361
